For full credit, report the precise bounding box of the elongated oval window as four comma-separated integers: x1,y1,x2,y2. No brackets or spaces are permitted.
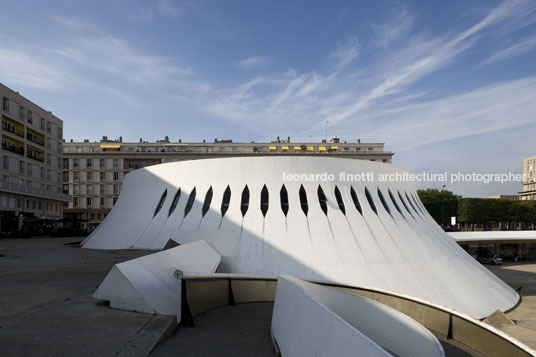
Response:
168,188,181,217
184,187,196,217
388,189,404,218
202,186,213,217
241,185,250,217
405,192,420,216
221,185,231,217
377,188,391,216
398,190,414,218
317,185,328,216
350,186,362,215
154,189,167,217
365,187,377,215
260,185,269,217
334,186,345,215
411,193,425,214
299,185,308,216
280,185,289,217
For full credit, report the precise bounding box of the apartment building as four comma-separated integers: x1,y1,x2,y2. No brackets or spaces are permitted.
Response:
1,83,68,232
63,136,393,231
520,155,536,200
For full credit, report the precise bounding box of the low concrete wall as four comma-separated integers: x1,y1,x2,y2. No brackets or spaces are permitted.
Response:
272,276,391,357
273,276,444,357
180,274,535,356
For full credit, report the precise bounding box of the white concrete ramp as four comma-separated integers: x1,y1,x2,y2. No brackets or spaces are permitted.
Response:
272,276,444,357
94,240,221,321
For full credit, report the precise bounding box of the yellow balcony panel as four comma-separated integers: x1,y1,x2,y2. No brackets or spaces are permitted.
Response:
100,144,121,149
306,146,314,151
269,146,276,151
319,146,327,151
2,115,25,138
293,146,302,151
2,134,25,156
330,146,339,150
27,128,45,146
281,146,289,151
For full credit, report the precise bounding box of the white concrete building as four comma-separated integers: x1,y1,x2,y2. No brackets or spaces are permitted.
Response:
83,156,518,319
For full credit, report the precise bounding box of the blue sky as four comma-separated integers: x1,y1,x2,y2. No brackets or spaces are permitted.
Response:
1,0,535,197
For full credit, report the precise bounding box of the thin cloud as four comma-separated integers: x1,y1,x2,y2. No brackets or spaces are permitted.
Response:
482,33,536,65
371,3,413,48
239,55,267,69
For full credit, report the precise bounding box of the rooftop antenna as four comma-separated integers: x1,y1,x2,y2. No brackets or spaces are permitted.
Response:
325,121,328,142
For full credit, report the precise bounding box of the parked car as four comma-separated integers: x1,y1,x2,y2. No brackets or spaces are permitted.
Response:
477,254,503,265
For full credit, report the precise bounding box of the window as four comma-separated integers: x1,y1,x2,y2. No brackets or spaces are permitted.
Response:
113,183,118,195
46,137,51,150
350,187,362,215
2,174,9,182
168,188,181,217
63,158,69,169
19,160,24,174
113,172,119,181
317,185,328,216
100,171,105,181
365,187,377,214
47,153,51,166
100,197,105,207
62,184,68,194
100,159,105,169
100,184,105,195
87,184,93,195
73,184,79,194
240,185,249,216
398,191,414,218
377,189,391,216
73,171,79,182
299,185,308,216
280,185,289,216
28,110,33,124
184,187,196,217
220,186,231,218
40,118,45,130
260,185,269,217
46,169,51,182
3,155,9,170
73,159,79,168
40,167,45,179
86,159,92,168
57,127,62,138
3,97,9,111
62,171,68,182
113,197,118,205
86,171,92,181
202,186,213,217
334,186,345,215
113,159,118,169
58,142,62,153
73,197,78,207
86,197,92,207
20,106,25,121
27,163,32,176
46,121,51,133
154,189,167,217
388,189,404,218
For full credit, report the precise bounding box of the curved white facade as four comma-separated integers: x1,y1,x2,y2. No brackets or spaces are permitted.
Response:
83,157,518,318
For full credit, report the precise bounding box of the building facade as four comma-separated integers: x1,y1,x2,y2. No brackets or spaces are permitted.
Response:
63,136,393,231
1,83,67,233
520,155,536,200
